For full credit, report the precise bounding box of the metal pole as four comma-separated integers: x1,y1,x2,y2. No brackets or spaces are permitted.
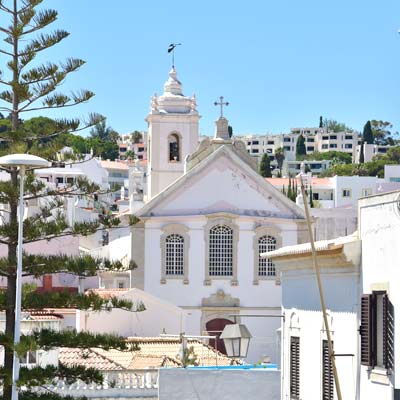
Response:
12,166,25,400
299,176,342,400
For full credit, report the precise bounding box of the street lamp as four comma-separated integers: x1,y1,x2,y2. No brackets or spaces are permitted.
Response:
220,323,252,358
0,154,49,400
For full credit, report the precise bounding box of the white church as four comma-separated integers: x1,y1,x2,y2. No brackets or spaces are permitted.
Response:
125,67,308,362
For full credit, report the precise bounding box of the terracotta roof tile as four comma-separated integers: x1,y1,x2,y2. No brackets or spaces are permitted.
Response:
59,348,123,371
100,160,129,170
59,337,238,370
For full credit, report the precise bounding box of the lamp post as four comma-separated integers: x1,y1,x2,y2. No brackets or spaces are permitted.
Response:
220,323,252,358
0,154,49,400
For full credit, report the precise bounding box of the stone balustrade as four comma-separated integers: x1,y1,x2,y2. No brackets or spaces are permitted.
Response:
28,369,159,398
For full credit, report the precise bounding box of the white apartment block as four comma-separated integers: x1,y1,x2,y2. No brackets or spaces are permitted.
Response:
238,128,361,162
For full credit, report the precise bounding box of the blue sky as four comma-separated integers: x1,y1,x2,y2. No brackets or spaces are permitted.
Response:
21,1,400,136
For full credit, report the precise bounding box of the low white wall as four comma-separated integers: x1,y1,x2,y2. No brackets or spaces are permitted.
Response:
158,369,280,400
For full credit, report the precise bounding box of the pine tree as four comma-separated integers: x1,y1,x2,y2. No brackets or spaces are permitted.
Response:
359,140,365,164
295,135,306,160
259,153,272,178
0,2,140,399
363,121,374,144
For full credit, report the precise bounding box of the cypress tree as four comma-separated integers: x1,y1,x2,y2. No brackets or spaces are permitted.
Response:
287,176,292,200
359,140,365,164
319,116,323,128
0,2,141,399
309,185,314,208
259,153,272,178
296,135,306,160
363,121,374,144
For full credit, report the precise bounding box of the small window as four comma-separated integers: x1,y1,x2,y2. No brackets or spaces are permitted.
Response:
252,140,259,145
345,135,353,140
329,135,337,140
342,189,351,198
118,281,125,289
21,351,37,365
252,149,259,154
258,236,276,277
165,234,184,276
362,188,372,197
307,137,314,142
306,146,314,152
284,146,291,151
322,136,329,140
267,140,274,145
329,144,337,148
290,336,300,399
66,177,74,184
322,144,328,149
344,143,352,149
284,137,291,142
168,133,180,162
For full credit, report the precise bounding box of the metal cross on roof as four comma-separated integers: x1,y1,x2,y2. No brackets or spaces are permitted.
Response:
214,96,229,118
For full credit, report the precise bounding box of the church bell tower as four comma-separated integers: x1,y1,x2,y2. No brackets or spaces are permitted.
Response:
146,68,200,200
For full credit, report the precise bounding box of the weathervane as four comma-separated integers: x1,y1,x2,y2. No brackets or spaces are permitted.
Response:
214,96,229,118
167,43,182,68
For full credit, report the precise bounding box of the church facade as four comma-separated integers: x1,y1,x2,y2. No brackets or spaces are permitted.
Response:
131,68,307,362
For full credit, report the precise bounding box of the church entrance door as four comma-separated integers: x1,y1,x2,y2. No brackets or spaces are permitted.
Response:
206,318,234,355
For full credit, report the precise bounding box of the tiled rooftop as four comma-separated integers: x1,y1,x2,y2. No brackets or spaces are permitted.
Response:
59,337,238,370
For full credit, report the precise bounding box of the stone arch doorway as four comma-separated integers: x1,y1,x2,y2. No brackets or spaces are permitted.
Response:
206,318,234,354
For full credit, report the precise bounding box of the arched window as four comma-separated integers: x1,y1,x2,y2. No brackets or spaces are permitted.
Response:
209,225,233,276
165,234,184,275
258,235,276,276
168,133,180,162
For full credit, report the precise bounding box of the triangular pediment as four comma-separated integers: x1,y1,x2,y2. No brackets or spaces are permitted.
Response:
137,145,305,220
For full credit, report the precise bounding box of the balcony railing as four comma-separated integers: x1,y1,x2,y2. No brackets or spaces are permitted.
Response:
29,369,159,398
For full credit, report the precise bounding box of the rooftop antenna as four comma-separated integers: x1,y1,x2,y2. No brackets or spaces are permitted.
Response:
167,43,182,68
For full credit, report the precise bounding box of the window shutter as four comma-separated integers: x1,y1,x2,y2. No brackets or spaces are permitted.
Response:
360,294,375,366
290,336,300,399
322,340,334,400
383,294,394,371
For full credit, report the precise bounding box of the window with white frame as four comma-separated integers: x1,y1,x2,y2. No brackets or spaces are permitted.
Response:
21,351,37,365
342,189,351,198
209,225,233,276
258,235,276,277
165,234,184,276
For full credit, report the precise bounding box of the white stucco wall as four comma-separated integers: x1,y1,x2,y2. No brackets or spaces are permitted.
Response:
359,191,400,398
143,216,298,363
280,266,360,400
77,289,187,337
158,368,280,400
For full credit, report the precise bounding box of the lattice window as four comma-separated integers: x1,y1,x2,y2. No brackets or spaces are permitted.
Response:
258,235,276,277
209,225,233,276
165,234,184,275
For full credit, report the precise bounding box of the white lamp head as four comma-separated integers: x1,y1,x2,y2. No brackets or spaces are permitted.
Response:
0,154,49,168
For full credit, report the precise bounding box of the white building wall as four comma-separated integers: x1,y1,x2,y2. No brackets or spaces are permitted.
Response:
280,266,360,400
359,191,400,398
143,216,299,363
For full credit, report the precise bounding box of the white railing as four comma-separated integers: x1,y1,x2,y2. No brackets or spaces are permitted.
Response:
31,369,158,398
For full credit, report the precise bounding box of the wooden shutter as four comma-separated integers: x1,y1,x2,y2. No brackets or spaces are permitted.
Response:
290,336,300,399
322,340,334,400
383,294,394,370
360,294,376,367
